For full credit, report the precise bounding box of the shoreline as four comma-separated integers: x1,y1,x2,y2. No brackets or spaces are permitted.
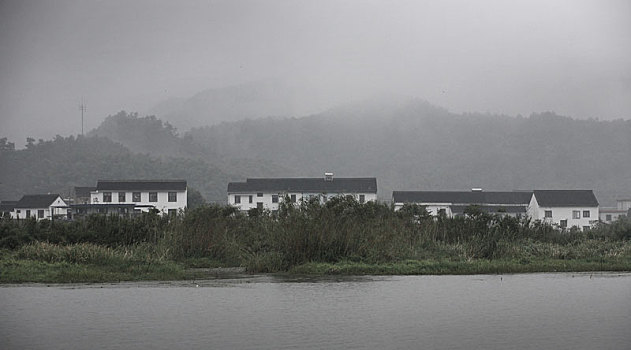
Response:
2,258,629,284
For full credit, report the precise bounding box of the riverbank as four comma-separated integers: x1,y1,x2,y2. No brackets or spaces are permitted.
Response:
2,202,630,283
2,249,630,283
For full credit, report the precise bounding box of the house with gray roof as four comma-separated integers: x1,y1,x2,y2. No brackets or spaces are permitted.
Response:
528,190,599,230
1,200,18,218
227,173,377,211
392,189,532,217
89,180,187,215
10,194,68,220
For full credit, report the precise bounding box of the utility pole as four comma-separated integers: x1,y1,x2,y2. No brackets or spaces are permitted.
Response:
79,99,86,136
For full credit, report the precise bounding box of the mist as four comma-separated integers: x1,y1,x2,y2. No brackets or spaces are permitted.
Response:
1,0,630,143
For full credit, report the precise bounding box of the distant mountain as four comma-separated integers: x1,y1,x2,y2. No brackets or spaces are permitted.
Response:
0,135,233,202
147,80,334,131
187,98,631,206
6,98,628,206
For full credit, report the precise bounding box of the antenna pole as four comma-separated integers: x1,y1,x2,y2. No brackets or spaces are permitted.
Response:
79,99,86,136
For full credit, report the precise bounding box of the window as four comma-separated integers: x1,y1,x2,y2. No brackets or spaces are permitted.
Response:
583,226,590,231
26,210,31,217
234,195,241,204
583,210,590,218
257,202,263,210
168,209,177,216
606,214,612,221
38,209,44,218
359,194,365,204
149,192,158,202
272,194,279,203
290,194,296,203
168,192,177,202
544,210,552,218
249,195,253,203
132,192,141,202
119,192,126,202
572,210,580,219
257,193,263,197
560,220,567,228
103,192,112,202
438,208,446,216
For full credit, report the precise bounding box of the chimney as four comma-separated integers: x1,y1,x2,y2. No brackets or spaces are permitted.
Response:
324,172,334,182
471,188,483,192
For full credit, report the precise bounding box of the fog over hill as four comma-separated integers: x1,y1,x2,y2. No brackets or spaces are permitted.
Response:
185,98,631,206
2,94,630,205
147,80,353,131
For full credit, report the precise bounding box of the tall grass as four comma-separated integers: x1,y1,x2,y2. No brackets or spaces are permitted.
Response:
2,199,630,273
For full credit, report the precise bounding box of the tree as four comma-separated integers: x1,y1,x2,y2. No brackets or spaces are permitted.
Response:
187,188,206,209
0,138,15,151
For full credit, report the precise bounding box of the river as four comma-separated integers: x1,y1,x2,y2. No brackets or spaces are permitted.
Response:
1,272,630,349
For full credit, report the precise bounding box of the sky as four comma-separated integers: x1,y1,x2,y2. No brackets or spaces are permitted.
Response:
1,0,630,145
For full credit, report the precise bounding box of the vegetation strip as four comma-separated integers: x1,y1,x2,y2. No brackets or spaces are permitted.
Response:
1,198,630,283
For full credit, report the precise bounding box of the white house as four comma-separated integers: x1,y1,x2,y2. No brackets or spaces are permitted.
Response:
11,194,68,220
90,180,187,215
392,189,533,217
528,190,599,230
227,173,377,211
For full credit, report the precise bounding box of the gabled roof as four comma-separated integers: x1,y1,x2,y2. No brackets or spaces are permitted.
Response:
228,177,377,193
74,186,96,197
15,194,63,208
96,180,187,191
533,190,599,207
0,201,18,212
392,191,532,205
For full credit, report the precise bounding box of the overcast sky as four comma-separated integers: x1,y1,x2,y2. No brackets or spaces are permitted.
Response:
1,0,630,144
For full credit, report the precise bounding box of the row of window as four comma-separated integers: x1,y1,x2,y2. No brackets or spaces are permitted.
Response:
102,192,177,203
233,194,366,204
544,210,590,219
21,209,46,218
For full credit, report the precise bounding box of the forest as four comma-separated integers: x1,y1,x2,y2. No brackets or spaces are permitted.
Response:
2,98,630,205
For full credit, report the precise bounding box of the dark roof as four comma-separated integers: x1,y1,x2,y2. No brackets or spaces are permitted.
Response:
228,177,377,193
74,186,96,197
533,190,599,207
96,180,187,191
392,191,532,205
15,194,63,208
0,201,18,212
451,205,527,215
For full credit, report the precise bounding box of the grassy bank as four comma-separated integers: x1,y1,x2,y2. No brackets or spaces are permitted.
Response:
289,258,631,275
0,243,188,283
1,199,631,282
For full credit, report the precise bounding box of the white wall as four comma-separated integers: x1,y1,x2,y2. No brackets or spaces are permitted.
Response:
11,196,68,220
599,209,627,223
532,205,599,230
91,190,187,213
228,192,377,211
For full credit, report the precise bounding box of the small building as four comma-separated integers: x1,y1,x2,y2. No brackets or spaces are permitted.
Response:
90,180,187,215
69,203,156,218
10,194,68,220
599,199,631,223
392,189,532,217
528,190,599,230
0,200,18,218
227,173,377,211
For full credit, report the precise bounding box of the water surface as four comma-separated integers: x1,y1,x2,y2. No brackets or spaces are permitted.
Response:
1,273,630,349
